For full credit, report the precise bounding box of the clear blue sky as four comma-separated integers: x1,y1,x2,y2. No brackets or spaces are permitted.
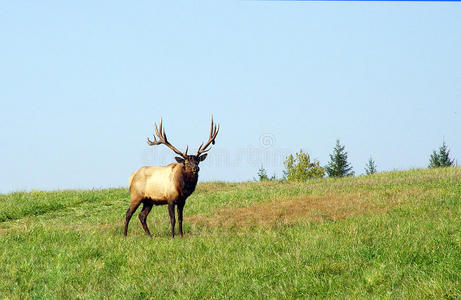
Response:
1,1,460,193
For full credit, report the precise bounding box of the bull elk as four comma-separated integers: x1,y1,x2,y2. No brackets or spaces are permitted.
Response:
124,117,219,238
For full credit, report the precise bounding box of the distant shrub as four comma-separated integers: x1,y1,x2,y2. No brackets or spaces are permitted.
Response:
283,150,325,181
256,165,276,181
429,141,455,168
364,157,378,175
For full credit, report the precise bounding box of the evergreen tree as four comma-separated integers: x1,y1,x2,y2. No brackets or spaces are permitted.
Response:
429,141,454,168
283,150,324,181
325,139,354,177
364,157,377,175
428,150,440,168
438,141,454,167
256,165,269,181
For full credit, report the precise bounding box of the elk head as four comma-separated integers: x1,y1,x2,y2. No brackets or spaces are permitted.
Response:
147,116,219,174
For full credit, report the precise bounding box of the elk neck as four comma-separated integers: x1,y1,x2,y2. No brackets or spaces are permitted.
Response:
181,167,199,198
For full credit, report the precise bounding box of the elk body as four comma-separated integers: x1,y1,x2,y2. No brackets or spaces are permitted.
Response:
124,117,219,238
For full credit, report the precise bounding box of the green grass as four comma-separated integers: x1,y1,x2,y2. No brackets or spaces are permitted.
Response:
0,168,460,299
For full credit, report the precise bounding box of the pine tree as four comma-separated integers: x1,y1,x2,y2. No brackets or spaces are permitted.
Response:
325,139,354,177
438,141,454,167
428,150,440,168
429,141,454,168
256,165,269,181
364,157,377,175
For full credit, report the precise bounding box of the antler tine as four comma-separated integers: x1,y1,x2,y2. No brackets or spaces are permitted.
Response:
209,116,214,138
213,123,220,145
158,119,163,139
146,136,158,145
196,116,219,155
154,120,161,140
147,118,188,157
210,116,219,140
147,121,160,146
160,120,167,142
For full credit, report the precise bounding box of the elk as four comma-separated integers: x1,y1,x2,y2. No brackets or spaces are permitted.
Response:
124,117,219,238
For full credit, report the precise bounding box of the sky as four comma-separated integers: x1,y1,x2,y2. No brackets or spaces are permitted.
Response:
1,1,460,193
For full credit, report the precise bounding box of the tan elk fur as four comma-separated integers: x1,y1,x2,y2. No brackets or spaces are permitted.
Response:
129,165,184,204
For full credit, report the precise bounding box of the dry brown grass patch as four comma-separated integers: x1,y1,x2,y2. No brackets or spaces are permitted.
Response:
187,191,401,229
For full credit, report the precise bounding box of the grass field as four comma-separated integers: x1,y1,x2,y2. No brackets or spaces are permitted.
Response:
0,168,460,299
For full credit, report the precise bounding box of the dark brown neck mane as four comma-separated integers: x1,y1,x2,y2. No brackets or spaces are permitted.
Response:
182,170,199,198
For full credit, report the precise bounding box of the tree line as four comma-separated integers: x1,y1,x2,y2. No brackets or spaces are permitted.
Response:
256,140,456,182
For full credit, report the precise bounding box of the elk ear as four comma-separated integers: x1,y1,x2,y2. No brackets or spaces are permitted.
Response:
175,157,185,164
198,154,208,162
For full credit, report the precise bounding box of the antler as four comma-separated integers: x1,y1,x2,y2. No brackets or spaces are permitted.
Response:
147,118,188,157
196,116,220,156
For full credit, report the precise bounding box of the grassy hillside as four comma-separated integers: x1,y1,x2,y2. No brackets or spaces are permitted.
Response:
0,168,460,299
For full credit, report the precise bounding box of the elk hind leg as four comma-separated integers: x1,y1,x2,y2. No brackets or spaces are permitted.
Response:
124,195,141,237
138,200,153,237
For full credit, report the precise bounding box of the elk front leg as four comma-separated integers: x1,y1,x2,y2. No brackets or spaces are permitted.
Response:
168,202,176,238
177,202,185,237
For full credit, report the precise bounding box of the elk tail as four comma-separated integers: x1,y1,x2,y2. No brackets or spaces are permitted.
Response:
128,173,135,191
